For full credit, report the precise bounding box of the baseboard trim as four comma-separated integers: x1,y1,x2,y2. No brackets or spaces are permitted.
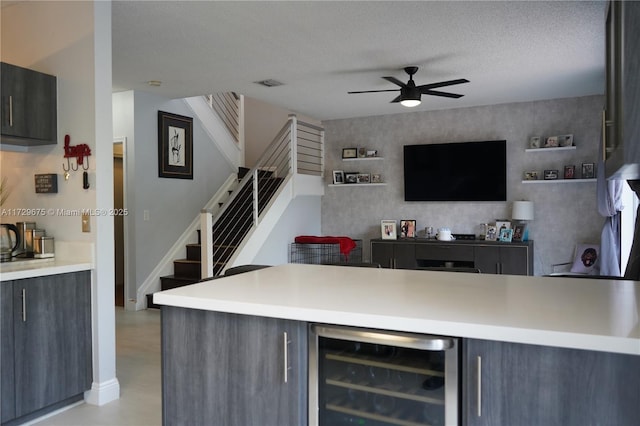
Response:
84,378,120,406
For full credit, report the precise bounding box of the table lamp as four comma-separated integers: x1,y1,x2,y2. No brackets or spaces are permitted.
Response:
512,201,534,241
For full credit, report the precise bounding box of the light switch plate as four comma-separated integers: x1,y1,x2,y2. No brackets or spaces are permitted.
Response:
82,213,90,232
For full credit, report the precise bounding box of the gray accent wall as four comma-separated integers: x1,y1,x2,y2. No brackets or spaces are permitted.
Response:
321,95,604,276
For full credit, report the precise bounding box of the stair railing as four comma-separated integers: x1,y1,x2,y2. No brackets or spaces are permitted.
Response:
200,115,324,278
205,92,242,145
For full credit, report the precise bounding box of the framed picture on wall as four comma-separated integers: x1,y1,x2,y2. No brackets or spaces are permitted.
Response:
344,172,358,184
564,165,575,179
381,220,397,240
158,111,193,179
342,148,357,159
582,163,595,179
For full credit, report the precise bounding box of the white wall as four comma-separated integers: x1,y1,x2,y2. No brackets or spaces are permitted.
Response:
112,91,235,300
322,96,604,275
1,0,119,406
252,195,322,265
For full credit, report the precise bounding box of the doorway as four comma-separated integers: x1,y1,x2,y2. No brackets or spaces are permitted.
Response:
113,140,125,306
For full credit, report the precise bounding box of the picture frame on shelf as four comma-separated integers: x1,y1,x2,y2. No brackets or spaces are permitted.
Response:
499,228,514,242
381,220,397,240
357,173,370,184
485,224,498,241
332,170,344,184
371,173,382,183
544,136,559,148
560,134,574,147
366,149,379,158
544,169,559,180
342,148,357,159
512,224,527,242
358,147,367,158
344,172,358,184
582,162,595,179
529,136,541,149
495,220,511,235
564,165,576,179
400,220,417,238
158,110,194,179
524,171,539,180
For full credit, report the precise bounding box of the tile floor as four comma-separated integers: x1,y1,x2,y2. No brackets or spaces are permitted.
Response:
33,307,162,426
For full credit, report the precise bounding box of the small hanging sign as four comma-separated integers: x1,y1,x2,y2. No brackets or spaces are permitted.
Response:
35,174,58,194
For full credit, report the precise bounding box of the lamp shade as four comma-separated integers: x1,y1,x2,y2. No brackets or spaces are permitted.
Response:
512,201,534,221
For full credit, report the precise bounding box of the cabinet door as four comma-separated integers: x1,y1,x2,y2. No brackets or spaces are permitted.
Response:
464,339,640,426
13,271,92,417
499,246,529,275
1,62,57,144
473,246,501,274
371,241,395,268
162,308,307,426
394,242,417,269
1,283,15,423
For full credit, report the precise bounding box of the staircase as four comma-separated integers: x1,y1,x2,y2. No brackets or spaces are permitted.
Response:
147,168,284,307
212,168,283,275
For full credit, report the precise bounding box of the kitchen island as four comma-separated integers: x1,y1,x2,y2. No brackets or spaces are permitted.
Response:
155,264,640,425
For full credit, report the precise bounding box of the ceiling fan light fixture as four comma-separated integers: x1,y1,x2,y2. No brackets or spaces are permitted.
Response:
400,99,421,107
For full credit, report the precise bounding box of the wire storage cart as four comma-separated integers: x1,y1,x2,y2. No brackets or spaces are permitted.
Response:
289,237,362,265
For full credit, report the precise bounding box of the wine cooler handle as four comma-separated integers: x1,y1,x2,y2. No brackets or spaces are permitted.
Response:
312,324,455,351
283,331,291,383
21,288,26,322
477,355,482,417
9,96,13,127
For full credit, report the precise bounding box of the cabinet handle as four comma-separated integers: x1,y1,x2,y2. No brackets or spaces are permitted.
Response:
477,355,482,417
21,288,26,322
283,331,291,383
9,95,13,127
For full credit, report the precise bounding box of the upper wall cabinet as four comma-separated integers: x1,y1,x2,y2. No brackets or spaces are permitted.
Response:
604,1,640,179
1,62,57,146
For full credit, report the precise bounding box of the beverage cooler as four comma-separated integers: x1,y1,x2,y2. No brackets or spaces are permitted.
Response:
309,324,459,426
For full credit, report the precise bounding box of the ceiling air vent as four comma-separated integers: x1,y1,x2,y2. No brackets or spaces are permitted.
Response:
254,79,284,87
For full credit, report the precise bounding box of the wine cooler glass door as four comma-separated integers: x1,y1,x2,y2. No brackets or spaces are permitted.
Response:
309,324,458,426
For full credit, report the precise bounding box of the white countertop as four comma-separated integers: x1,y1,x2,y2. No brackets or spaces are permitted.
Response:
0,241,93,280
154,264,640,355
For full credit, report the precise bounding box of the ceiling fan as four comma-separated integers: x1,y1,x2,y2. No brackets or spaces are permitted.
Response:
348,66,469,107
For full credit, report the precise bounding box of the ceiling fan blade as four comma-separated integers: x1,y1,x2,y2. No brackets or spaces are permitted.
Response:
418,78,470,91
382,76,407,88
348,89,400,94
423,89,464,98
390,94,403,103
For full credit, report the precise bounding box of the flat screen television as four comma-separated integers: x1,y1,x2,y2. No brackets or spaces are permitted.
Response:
403,140,507,201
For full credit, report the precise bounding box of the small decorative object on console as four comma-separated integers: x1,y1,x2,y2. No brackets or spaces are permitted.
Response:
381,220,397,240
544,169,559,180
499,228,514,242
400,220,416,238
485,224,498,241
512,224,527,242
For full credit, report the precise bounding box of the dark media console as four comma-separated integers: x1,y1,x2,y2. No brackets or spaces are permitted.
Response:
370,238,534,275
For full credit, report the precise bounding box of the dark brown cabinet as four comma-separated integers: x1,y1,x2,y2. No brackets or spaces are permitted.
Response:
604,1,640,179
161,308,307,426
371,239,534,275
463,339,640,426
1,62,57,146
0,271,92,425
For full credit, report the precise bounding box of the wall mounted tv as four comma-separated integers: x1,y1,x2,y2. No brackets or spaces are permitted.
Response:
403,140,507,202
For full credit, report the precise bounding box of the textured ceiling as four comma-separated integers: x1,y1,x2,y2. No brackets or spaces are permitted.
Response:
112,1,607,121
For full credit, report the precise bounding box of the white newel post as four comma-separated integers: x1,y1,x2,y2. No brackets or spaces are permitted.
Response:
200,210,213,279
289,114,298,174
